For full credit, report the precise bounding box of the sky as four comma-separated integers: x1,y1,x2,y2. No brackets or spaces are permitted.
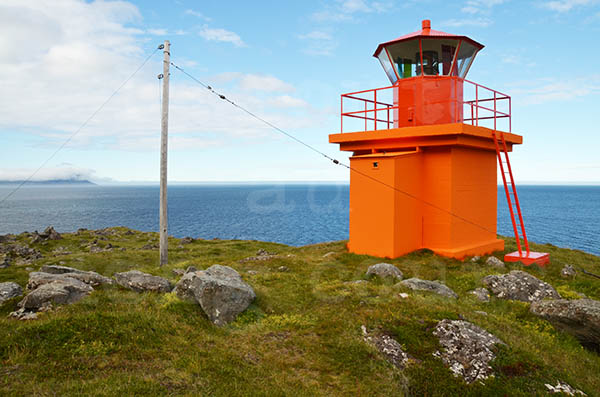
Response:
0,0,599,184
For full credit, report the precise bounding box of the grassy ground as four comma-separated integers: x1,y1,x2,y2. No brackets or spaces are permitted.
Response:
1,227,599,396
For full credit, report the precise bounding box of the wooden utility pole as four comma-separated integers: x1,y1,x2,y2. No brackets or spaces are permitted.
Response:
159,40,170,266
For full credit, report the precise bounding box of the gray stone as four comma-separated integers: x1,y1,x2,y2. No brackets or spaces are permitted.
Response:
277,266,289,272
433,319,505,384
482,270,560,302
114,270,172,293
172,268,186,277
530,299,600,352
561,265,576,278
185,266,198,274
174,264,255,326
361,325,410,369
239,249,278,263
18,278,93,310
180,237,195,244
470,287,491,302
41,226,62,241
0,282,23,304
28,270,113,289
485,256,505,268
0,256,10,269
366,263,403,281
545,381,587,395
470,256,481,262
40,265,85,274
398,278,458,299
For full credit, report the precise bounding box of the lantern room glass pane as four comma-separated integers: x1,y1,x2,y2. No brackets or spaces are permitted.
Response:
419,38,460,76
454,40,479,78
384,39,421,80
377,49,398,84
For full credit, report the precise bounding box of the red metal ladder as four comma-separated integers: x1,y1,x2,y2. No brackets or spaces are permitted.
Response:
492,130,550,265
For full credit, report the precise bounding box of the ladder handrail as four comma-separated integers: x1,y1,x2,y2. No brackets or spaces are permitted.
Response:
492,130,530,255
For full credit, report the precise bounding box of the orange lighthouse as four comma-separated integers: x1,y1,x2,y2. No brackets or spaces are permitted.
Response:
329,20,549,265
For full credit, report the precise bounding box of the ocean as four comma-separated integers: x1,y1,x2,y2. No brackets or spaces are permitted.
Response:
0,184,598,256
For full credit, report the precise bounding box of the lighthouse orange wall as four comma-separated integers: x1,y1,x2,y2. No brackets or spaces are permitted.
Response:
345,141,503,259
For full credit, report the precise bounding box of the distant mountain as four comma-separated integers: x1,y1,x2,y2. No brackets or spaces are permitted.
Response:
0,179,96,185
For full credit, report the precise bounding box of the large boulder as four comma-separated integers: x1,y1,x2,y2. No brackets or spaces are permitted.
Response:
366,263,403,281
114,270,172,293
0,282,23,305
40,265,85,274
482,270,560,302
28,270,113,289
530,299,600,352
433,319,505,384
18,278,93,310
174,265,255,326
398,278,458,299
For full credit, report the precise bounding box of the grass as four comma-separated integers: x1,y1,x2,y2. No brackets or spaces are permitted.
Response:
1,227,599,396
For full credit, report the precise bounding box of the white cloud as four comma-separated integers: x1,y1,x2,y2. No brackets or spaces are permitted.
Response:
239,75,295,92
147,28,168,36
184,9,212,21
543,0,597,12
311,0,391,22
267,95,309,108
510,77,600,105
0,0,319,160
0,165,96,182
198,26,245,47
298,30,337,56
460,0,506,14
441,18,493,27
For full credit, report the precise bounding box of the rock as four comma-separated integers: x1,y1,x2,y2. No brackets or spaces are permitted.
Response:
545,381,587,395
469,288,491,302
40,265,85,274
361,325,410,369
239,249,278,263
30,268,113,288
114,270,172,293
181,237,195,244
470,255,481,262
366,263,403,281
0,282,23,304
561,265,576,278
0,256,10,269
398,292,409,299
474,311,488,316
322,251,336,258
9,308,38,320
530,299,600,352
0,234,16,244
485,256,505,268
482,270,560,302
174,264,255,326
41,226,62,240
433,319,505,384
141,244,158,250
277,266,289,272
398,278,458,299
246,270,258,275
185,266,198,274
172,268,186,277
18,278,93,310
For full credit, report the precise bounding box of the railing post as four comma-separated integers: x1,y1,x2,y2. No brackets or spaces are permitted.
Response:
494,91,497,131
509,97,512,133
475,85,479,126
364,100,367,131
374,89,377,131
340,95,343,133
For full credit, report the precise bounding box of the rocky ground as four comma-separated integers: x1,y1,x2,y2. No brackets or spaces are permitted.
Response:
0,226,599,396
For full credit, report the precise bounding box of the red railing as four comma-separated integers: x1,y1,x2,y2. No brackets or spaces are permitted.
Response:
340,78,511,133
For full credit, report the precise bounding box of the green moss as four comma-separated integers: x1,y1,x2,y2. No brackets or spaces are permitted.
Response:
0,230,599,395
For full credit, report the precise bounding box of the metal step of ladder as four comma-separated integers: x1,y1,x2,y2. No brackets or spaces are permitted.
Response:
492,130,549,266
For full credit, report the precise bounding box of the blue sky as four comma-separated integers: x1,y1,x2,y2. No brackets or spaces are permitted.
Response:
0,0,599,183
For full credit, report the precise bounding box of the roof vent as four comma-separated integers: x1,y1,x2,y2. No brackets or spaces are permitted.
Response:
422,19,431,33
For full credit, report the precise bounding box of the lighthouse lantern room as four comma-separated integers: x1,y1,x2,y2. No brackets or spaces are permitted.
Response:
329,20,549,265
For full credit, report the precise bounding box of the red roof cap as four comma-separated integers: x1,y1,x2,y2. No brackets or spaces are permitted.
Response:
373,20,484,57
